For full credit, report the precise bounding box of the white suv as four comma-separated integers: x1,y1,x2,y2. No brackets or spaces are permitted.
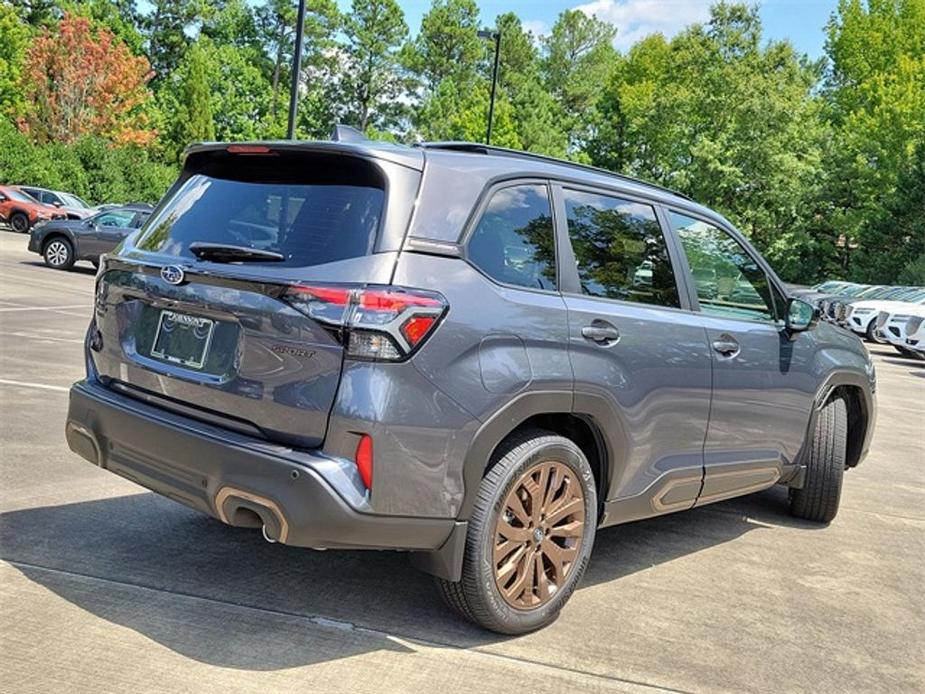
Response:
905,315,925,357
845,290,925,341
874,305,925,357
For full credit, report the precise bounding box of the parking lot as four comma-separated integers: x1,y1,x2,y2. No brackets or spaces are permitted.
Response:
0,231,922,694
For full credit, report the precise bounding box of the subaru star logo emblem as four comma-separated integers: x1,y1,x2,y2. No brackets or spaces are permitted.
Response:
160,265,185,285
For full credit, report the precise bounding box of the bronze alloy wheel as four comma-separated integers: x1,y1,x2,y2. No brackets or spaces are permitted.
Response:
493,460,586,609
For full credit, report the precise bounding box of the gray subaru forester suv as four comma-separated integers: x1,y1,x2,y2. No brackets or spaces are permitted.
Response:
65,136,876,634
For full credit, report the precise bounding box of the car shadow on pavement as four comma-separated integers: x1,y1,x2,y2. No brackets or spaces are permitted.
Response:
18,259,97,275
1,484,811,668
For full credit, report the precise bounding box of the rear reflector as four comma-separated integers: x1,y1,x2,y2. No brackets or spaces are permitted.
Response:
355,434,373,490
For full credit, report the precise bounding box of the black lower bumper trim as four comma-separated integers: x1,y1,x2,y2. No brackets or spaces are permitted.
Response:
65,380,455,551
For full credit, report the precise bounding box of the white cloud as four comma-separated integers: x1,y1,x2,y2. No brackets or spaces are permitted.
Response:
574,0,715,49
521,19,550,40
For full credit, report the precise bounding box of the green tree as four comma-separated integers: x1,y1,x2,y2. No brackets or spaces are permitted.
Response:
852,142,925,283
822,0,925,279
141,0,204,79
542,9,617,153
588,3,830,281
0,4,29,118
492,13,567,156
403,0,482,94
256,0,339,123
178,42,215,147
342,0,409,130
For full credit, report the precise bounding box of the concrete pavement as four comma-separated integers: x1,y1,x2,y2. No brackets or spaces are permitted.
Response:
1,232,923,693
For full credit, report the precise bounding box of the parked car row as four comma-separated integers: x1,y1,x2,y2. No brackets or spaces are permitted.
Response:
1,183,152,232
793,281,925,359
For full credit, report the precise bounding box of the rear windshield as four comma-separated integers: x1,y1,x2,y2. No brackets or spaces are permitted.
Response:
136,171,384,267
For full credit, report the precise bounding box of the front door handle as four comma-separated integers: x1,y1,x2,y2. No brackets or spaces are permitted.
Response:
582,324,620,344
712,335,740,356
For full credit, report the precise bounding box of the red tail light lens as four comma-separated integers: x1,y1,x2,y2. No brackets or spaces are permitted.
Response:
282,284,447,361
355,434,373,490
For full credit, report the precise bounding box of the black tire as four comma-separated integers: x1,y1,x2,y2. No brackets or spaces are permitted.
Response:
43,237,75,270
894,345,918,358
435,429,597,634
789,397,847,523
865,318,884,343
10,212,29,233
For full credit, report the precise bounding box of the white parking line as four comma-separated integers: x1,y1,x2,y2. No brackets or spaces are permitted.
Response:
0,304,91,312
7,332,85,344
0,379,70,392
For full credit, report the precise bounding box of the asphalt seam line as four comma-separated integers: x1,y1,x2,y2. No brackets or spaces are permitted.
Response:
3,559,689,694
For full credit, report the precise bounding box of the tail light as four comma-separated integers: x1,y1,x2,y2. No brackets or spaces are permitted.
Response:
282,284,447,361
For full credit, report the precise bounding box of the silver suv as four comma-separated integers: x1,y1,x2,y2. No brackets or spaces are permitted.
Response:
65,135,876,634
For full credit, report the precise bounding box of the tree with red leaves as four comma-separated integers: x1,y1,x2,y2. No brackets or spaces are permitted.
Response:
20,12,155,146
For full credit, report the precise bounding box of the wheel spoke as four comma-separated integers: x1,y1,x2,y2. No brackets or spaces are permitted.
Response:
546,495,584,525
534,553,550,601
497,518,531,542
493,538,524,564
548,519,583,538
542,538,577,583
504,548,536,604
507,492,530,525
496,543,528,584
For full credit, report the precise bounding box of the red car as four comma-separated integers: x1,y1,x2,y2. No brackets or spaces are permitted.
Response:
0,185,65,233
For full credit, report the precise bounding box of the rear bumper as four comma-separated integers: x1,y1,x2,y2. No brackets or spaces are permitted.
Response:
65,379,456,552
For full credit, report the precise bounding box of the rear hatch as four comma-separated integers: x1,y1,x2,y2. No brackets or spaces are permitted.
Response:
89,144,422,448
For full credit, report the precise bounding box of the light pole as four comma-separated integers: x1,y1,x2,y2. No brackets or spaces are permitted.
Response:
478,29,501,145
287,0,307,139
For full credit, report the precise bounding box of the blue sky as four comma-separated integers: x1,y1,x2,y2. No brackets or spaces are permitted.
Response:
335,0,838,59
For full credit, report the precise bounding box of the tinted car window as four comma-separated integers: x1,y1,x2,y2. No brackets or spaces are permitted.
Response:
96,211,135,227
670,212,776,322
467,184,556,290
564,190,679,307
136,174,384,267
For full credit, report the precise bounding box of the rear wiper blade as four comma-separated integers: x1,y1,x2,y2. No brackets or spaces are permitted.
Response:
188,242,285,263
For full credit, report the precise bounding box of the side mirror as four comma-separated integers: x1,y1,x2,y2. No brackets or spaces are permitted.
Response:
786,297,818,333
53,201,63,208
0,194,6,201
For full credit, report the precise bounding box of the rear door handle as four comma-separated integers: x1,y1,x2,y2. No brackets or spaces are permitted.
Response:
712,335,740,356
582,324,620,344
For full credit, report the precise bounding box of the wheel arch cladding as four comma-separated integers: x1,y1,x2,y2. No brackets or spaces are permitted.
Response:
830,385,869,469
459,393,610,521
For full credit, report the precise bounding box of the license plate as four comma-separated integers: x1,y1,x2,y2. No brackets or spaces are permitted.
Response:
151,310,215,369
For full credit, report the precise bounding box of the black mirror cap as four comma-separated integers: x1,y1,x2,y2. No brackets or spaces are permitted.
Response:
786,297,818,333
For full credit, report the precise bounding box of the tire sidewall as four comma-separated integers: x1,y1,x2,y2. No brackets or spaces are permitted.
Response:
865,318,883,343
11,213,29,233
44,238,73,269
471,439,597,633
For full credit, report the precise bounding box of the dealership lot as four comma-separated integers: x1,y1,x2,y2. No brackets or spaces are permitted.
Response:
0,233,922,694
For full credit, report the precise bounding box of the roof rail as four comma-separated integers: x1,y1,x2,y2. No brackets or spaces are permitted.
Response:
415,141,691,201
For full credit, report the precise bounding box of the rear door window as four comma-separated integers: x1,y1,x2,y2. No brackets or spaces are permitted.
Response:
136,174,384,267
563,189,680,308
467,184,557,291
